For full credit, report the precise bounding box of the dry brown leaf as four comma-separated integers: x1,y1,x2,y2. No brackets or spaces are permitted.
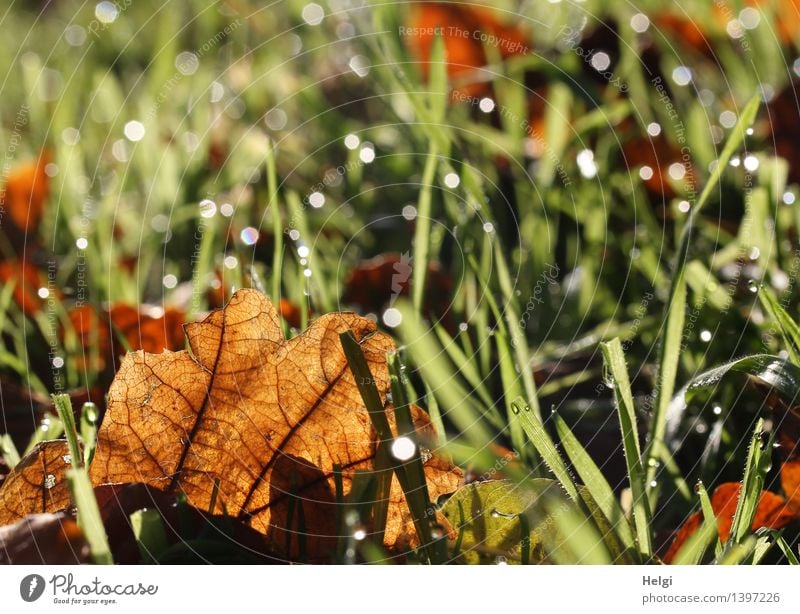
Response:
0,441,73,526
0,513,90,564
89,288,461,559
1,151,51,234
663,482,798,563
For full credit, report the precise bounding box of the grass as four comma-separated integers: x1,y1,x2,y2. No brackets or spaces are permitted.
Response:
1,0,800,564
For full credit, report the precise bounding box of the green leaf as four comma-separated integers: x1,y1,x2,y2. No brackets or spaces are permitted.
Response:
440,479,618,564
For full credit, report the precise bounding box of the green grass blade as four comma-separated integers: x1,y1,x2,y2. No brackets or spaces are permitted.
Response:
728,418,770,548
510,398,580,503
130,508,169,563
600,339,652,557
552,413,635,552
412,143,439,313
647,94,761,485
67,468,113,564
759,286,800,365
52,393,82,469
0,434,20,468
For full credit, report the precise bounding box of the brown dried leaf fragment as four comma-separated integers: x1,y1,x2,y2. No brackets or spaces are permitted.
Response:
0,513,90,564
0,441,73,526
90,289,461,559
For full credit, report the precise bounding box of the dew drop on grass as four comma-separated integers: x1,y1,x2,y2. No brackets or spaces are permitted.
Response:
240,227,259,245
747,279,760,293
390,436,415,461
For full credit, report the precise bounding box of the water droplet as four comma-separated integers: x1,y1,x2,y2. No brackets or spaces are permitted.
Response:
240,227,259,246
62,454,72,464
199,199,217,218
391,436,416,461
44,474,56,489
495,555,508,565
353,528,367,541
649,480,658,488
748,279,760,293
490,508,516,519
511,405,520,415
382,308,403,328
712,405,722,415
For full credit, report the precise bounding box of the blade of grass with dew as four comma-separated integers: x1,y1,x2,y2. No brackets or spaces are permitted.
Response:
671,517,717,565
759,286,800,365
432,322,495,411
24,414,63,455
671,481,720,564
397,301,492,446
697,481,724,558
285,190,335,314
339,332,394,541
491,244,542,421
728,418,771,549
646,94,761,493
130,509,170,563
80,402,99,466
510,398,579,503
67,468,113,564
552,413,635,552
388,353,439,562
600,338,652,558
52,393,82,469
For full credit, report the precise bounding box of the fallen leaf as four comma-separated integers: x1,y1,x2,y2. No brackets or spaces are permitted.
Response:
68,303,185,374
0,440,73,526
93,483,281,563
89,288,461,559
0,151,51,235
622,135,687,199
342,253,453,322
405,2,529,98
441,479,628,564
0,513,90,564
0,260,47,317
663,482,798,563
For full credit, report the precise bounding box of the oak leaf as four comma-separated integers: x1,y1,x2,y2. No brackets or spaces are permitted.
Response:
88,289,461,559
